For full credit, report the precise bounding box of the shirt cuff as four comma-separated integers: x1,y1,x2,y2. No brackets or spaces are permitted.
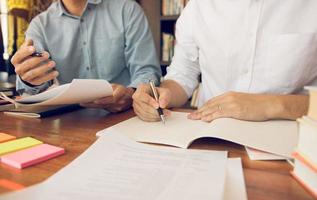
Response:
164,71,198,98
128,74,161,88
16,76,50,95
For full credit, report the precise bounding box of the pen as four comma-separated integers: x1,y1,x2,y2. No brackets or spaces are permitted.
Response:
31,51,43,57
30,51,60,86
149,80,166,124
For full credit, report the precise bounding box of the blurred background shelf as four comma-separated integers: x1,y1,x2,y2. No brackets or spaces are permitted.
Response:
139,0,188,75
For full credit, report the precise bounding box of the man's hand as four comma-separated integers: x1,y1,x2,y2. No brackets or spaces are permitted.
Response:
81,84,135,113
11,39,58,86
188,92,283,122
132,84,171,122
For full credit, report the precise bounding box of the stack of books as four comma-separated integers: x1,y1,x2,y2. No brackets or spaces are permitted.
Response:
162,0,189,16
162,32,175,63
291,87,317,199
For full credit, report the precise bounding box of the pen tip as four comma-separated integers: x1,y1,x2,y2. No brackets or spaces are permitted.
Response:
160,115,166,125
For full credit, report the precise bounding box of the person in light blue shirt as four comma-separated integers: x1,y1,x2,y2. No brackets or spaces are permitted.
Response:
11,0,161,113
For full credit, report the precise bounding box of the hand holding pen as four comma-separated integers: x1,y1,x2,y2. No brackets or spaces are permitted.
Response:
132,81,171,123
149,80,166,124
11,39,59,86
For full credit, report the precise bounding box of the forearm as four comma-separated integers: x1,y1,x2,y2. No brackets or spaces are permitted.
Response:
161,80,189,108
267,94,309,120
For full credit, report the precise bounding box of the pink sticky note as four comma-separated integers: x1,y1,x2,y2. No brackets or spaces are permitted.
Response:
0,144,65,169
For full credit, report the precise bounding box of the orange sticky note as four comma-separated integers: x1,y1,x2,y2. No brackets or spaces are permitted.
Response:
0,179,24,191
0,133,16,143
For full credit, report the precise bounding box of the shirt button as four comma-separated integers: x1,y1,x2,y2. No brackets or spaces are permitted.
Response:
80,19,84,23
86,67,90,71
83,42,87,45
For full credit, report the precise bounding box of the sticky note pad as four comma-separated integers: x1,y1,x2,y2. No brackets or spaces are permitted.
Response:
0,137,42,156
0,133,16,143
0,144,65,169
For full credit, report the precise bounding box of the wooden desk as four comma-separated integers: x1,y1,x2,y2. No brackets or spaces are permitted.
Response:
0,109,314,200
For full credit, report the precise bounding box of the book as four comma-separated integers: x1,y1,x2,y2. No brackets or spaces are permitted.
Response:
296,117,317,166
293,151,317,173
245,146,288,161
0,79,113,107
4,104,81,118
0,144,65,169
291,157,317,199
162,32,175,63
97,111,298,158
190,83,202,108
162,0,189,16
306,86,317,121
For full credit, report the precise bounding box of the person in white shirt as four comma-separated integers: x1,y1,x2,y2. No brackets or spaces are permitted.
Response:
133,0,317,122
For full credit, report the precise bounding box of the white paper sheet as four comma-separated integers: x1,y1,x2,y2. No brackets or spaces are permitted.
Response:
0,133,229,200
224,158,248,200
245,146,288,161
97,112,298,157
10,79,112,106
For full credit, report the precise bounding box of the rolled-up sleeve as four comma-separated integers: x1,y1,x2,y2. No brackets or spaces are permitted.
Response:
123,1,161,88
164,1,201,98
16,17,51,95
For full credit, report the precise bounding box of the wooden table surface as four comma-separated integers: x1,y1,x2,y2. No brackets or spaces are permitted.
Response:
0,108,314,200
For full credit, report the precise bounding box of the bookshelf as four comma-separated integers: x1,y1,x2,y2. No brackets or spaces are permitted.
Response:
139,0,187,75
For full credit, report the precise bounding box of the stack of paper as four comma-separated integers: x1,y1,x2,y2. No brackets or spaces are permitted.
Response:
0,133,247,200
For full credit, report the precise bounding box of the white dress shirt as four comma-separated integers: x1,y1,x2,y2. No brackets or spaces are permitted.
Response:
164,0,317,107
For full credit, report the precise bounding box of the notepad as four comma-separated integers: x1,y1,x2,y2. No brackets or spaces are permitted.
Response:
0,137,42,156
0,144,65,169
0,133,16,143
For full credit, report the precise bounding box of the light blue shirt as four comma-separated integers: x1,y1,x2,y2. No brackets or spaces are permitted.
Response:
17,0,161,94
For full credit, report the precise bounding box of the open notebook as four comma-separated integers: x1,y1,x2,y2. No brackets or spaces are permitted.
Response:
0,79,113,107
97,111,298,158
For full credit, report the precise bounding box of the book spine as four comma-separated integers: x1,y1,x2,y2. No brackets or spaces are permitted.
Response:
161,0,188,16
308,89,317,121
291,171,317,199
292,151,317,173
161,33,175,63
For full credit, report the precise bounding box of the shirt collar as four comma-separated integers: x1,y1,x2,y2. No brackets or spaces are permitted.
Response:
56,0,102,17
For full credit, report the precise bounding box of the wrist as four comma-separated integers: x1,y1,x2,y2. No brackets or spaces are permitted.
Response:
265,95,309,120
264,95,285,120
127,87,136,97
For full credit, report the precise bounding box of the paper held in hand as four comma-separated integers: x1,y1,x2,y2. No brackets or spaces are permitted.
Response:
0,79,113,107
97,112,298,158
